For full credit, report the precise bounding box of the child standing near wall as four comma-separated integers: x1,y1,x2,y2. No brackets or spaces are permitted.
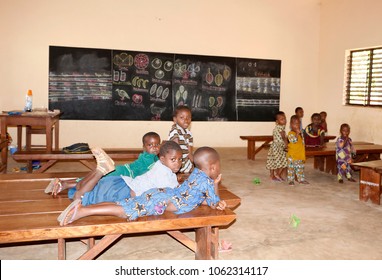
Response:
168,105,194,173
320,111,328,134
304,113,325,147
335,123,357,183
287,115,309,185
57,146,226,225
266,111,288,181
295,107,304,132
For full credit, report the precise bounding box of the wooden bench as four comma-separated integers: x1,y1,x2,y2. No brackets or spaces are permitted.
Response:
240,135,336,160
11,148,142,173
0,172,239,260
352,160,382,205
306,143,382,175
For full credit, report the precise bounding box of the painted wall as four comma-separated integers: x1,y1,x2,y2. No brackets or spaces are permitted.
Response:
1,0,321,148
319,0,382,143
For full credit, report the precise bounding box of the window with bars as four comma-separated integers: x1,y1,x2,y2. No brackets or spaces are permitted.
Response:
344,47,382,106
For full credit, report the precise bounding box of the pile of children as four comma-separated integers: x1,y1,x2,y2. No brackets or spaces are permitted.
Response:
47,105,232,252
266,107,357,185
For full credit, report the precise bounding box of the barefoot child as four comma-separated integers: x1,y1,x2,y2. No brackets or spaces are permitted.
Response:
336,123,357,183
287,115,309,185
45,132,161,197
168,105,194,173
52,141,182,206
266,111,288,181
58,146,227,225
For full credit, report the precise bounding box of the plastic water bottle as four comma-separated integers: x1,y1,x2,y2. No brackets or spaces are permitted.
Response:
24,89,33,112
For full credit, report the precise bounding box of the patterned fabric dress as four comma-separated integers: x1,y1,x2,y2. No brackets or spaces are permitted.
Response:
287,131,306,183
336,136,355,180
266,124,287,170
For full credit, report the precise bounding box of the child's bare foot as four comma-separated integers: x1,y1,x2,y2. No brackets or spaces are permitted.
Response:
274,174,285,181
288,181,295,186
338,179,344,184
91,147,115,175
57,199,82,226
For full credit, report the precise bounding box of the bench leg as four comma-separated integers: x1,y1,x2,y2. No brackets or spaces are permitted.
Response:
195,226,219,260
77,234,121,260
359,168,381,205
58,238,66,260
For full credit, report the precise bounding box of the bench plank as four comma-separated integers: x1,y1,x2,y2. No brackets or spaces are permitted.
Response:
0,174,239,260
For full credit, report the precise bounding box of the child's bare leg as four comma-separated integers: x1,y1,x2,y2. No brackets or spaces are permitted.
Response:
269,169,276,180
73,169,105,200
60,202,126,226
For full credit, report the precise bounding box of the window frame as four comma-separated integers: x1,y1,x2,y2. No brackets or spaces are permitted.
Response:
344,46,382,107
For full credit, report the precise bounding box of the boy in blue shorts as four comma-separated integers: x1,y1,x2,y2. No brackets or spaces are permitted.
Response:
54,141,182,208
58,146,227,225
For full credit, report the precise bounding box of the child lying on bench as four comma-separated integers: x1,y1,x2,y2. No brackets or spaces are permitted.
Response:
58,146,227,225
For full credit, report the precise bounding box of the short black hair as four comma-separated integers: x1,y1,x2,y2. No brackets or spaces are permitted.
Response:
275,111,285,121
173,105,192,117
193,146,220,169
340,123,350,131
295,107,303,113
290,114,299,123
159,140,182,156
311,113,321,120
142,132,160,144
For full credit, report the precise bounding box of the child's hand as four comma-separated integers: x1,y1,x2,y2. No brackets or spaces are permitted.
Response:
216,200,227,210
214,174,222,184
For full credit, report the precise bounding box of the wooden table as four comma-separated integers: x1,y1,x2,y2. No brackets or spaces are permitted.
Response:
0,111,61,173
306,144,382,175
240,135,336,160
352,160,382,205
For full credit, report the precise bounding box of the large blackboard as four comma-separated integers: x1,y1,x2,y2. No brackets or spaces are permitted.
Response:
49,46,281,121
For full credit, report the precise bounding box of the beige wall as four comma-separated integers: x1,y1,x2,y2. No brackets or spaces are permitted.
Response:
1,0,323,148
319,0,382,143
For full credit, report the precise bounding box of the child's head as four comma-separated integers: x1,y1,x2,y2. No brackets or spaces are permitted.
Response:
275,111,287,126
320,111,327,121
173,105,192,130
290,115,300,132
159,140,183,173
310,113,321,127
193,146,221,180
295,107,304,119
142,132,161,155
339,123,351,138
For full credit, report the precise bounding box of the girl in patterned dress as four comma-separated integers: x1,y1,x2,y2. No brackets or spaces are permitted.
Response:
266,111,288,181
336,123,357,183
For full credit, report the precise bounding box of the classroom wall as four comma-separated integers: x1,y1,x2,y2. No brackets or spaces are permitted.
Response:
318,0,382,144
1,0,322,148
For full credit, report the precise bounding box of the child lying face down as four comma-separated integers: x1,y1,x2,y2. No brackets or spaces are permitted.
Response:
58,146,227,225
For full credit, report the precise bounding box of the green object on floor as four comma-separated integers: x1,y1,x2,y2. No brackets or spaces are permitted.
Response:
290,214,301,228
253,177,261,185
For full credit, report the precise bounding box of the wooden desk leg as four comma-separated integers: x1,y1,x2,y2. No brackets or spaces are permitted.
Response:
46,119,53,153
1,120,8,173
17,125,23,151
195,226,219,260
325,156,337,175
247,140,255,160
54,121,60,151
359,168,381,205
314,156,325,171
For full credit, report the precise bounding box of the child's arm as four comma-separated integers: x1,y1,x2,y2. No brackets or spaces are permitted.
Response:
188,146,194,162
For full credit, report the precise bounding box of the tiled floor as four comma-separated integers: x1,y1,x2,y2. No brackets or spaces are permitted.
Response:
1,147,382,260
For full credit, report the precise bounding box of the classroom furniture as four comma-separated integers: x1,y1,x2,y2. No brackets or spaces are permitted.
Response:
0,172,239,260
352,160,382,205
306,144,382,175
0,111,62,173
240,135,336,160
0,139,7,173
12,148,142,173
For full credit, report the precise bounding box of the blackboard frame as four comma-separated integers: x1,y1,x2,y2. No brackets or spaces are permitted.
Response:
49,46,281,121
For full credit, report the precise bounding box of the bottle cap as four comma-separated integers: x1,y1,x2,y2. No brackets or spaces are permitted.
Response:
27,89,32,96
